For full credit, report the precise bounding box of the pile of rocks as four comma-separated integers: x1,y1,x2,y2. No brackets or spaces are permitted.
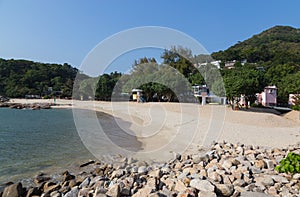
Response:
1,141,300,197
0,103,52,109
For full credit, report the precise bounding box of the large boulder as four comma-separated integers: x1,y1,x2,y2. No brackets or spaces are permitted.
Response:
2,182,24,197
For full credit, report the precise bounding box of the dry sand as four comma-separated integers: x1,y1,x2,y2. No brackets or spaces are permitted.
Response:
8,99,300,160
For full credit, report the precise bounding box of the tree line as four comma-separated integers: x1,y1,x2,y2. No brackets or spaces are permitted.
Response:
0,58,78,98
1,26,300,108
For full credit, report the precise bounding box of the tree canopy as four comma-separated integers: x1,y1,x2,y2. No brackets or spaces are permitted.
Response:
0,58,78,98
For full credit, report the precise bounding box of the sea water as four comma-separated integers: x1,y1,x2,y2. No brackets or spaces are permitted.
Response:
0,108,93,185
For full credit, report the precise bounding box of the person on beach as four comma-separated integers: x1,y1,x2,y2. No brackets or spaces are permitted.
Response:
136,91,140,103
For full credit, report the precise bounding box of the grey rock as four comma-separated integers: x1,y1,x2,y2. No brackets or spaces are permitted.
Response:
120,187,130,196
131,166,138,173
93,193,107,197
94,185,107,195
79,177,91,189
215,184,234,196
255,176,274,186
34,175,51,184
106,184,120,197
198,191,217,197
195,153,210,163
63,186,79,197
174,180,187,193
178,171,189,180
207,171,222,182
2,183,23,197
233,179,246,187
148,192,163,197
249,166,262,174
271,175,289,183
192,155,202,164
132,186,152,197
146,177,157,190
173,152,181,160
137,166,148,174
223,160,233,169
293,173,300,180
190,179,215,192
26,187,42,197
267,186,277,196
62,171,75,182
148,169,162,178
236,146,244,154
264,160,274,169
240,191,273,197
89,176,105,187
78,188,90,197
111,169,124,179
50,191,61,197
44,184,61,195
160,166,171,174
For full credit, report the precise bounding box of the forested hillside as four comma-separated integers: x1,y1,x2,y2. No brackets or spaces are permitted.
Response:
0,58,78,98
212,26,300,104
212,25,300,66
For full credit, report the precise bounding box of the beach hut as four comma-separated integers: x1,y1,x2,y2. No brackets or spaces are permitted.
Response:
131,89,143,102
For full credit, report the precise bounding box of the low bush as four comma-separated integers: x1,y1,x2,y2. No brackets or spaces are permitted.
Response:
275,152,300,173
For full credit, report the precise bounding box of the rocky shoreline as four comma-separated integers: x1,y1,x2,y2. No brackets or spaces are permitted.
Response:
0,102,70,110
1,141,300,197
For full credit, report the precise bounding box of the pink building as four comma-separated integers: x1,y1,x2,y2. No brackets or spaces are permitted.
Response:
256,85,277,107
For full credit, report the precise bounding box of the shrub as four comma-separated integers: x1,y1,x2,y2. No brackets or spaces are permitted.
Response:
291,105,300,111
275,152,300,173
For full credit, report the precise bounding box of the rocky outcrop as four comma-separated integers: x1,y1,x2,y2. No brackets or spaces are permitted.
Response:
0,102,53,109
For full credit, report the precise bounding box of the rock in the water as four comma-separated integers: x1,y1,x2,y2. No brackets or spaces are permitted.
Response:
62,171,75,182
190,179,215,192
34,175,51,184
2,182,23,197
79,160,95,168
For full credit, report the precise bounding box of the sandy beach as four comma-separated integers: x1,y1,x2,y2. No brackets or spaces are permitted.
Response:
9,99,300,156
4,99,300,196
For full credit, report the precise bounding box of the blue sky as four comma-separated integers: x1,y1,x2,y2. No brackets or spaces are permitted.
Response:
0,1,300,74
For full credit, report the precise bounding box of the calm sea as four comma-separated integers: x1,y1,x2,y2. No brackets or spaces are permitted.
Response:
0,108,94,185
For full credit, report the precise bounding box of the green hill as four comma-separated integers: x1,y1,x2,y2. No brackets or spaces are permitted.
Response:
210,25,300,105
212,25,300,66
0,58,79,98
